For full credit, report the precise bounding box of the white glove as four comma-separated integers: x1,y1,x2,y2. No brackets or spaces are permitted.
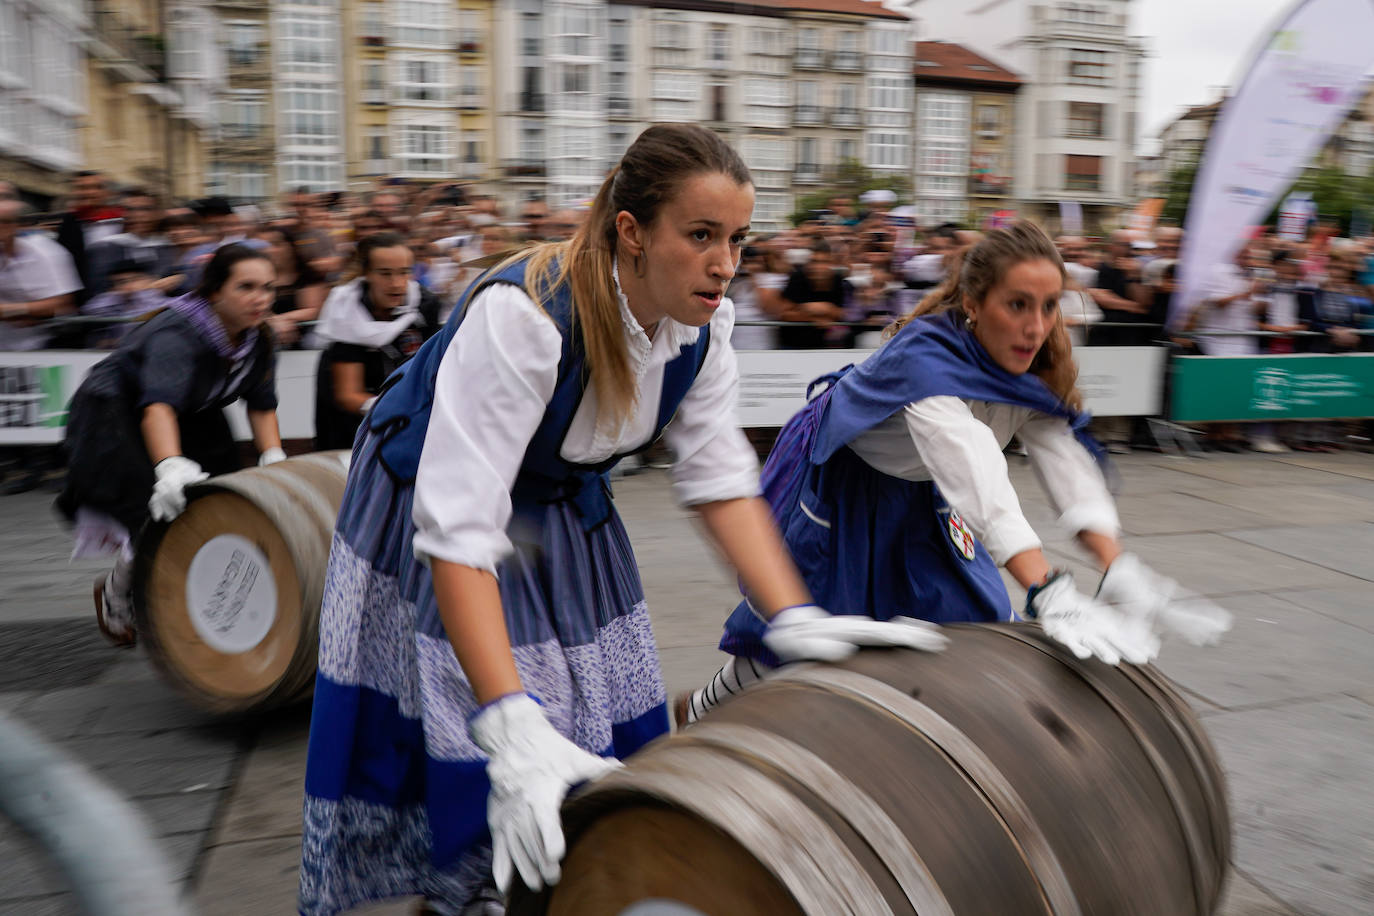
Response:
257,446,287,467
469,693,621,894
360,395,377,415
762,604,948,664
1029,572,1160,666
148,456,209,522
1098,553,1233,646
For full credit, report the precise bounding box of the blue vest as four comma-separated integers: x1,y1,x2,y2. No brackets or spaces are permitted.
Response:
366,259,712,529
811,310,1102,465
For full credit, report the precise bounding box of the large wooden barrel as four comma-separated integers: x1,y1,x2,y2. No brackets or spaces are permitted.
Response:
132,451,349,715
511,623,1230,916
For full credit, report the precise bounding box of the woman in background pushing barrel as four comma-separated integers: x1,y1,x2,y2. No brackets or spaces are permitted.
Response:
58,243,286,648
297,124,944,916
683,221,1232,723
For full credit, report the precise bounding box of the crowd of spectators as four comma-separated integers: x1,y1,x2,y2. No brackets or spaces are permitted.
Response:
3,170,1374,492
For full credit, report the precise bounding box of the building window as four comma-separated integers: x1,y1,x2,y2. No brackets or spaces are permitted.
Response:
459,67,483,108
1067,48,1108,85
653,18,688,50
392,0,449,47
395,58,447,103
521,11,541,56
556,4,594,57
836,138,859,163
365,130,387,168
868,26,904,57
225,22,262,66
520,124,543,163
708,28,728,64
219,92,265,138
168,9,208,78
280,154,341,191
209,163,269,201
1066,101,1107,138
609,18,629,62
360,3,384,40
917,93,969,174
277,13,335,75
753,191,792,227
976,104,1003,138
398,123,452,174
653,71,696,121
1065,154,1103,191
744,78,790,128
867,75,909,111
364,61,384,91
867,132,908,169
279,81,339,148
796,137,820,175
458,9,481,50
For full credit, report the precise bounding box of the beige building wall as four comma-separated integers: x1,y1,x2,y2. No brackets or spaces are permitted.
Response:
83,0,179,195
456,0,495,188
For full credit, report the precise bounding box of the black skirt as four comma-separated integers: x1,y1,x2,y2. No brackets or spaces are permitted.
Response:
57,389,242,535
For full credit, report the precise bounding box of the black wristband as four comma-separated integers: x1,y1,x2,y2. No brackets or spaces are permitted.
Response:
1023,569,1067,620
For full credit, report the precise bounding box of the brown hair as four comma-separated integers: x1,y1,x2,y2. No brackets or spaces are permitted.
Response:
462,124,752,427
888,220,1082,410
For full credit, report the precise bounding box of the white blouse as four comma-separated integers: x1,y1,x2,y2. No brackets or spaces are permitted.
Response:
847,396,1119,566
412,273,760,573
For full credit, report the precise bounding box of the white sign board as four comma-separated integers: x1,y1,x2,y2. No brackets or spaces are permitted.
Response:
1,344,1169,446
734,345,1166,425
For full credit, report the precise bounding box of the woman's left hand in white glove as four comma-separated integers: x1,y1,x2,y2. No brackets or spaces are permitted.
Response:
1098,553,1233,646
258,446,287,467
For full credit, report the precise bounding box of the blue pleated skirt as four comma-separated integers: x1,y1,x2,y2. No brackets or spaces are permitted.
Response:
720,387,1014,667
298,430,669,915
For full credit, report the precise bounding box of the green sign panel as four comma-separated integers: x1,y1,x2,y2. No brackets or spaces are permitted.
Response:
1171,354,1374,422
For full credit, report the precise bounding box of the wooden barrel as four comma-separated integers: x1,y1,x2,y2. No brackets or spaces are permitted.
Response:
132,451,349,715
511,623,1230,916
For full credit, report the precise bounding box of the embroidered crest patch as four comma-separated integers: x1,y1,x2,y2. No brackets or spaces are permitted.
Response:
948,511,976,560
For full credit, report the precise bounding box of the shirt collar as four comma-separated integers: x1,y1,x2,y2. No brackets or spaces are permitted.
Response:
611,256,701,358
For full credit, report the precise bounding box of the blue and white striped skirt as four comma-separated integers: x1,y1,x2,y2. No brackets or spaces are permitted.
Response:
298,430,669,915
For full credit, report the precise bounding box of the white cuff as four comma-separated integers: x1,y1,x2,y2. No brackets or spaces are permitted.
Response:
673,467,762,507
980,519,1042,567
412,529,511,576
1058,503,1121,539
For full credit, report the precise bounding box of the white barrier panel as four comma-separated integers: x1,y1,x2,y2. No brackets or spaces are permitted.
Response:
0,346,1167,445
0,350,322,445
224,350,321,441
733,345,1166,426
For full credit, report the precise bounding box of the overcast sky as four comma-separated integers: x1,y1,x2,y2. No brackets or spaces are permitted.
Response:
1133,0,1295,145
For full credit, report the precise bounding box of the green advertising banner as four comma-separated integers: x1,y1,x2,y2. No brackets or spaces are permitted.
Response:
1171,354,1374,422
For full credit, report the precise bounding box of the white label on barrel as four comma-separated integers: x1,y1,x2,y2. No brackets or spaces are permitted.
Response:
185,534,277,654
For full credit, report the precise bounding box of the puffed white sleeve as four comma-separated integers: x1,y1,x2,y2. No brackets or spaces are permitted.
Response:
1018,413,1121,538
663,297,761,506
903,396,1041,565
411,283,563,573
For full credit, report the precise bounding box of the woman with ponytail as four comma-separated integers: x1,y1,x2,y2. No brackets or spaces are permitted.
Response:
683,221,1233,724
298,124,941,916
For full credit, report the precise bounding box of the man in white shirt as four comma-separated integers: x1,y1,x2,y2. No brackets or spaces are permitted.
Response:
0,200,81,351
1197,247,1263,357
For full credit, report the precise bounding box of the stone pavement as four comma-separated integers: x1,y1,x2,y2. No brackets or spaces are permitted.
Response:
1,452,1371,914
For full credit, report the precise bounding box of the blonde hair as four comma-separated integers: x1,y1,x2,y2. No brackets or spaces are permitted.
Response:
888,220,1082,410
457,124,751,427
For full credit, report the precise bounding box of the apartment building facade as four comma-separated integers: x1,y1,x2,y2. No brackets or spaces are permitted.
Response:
913,0,1145,229
912,40,1021,226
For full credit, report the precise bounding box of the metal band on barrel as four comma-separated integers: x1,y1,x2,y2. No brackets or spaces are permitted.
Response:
981,624,1214,915
590,747,890,915
775,665,1083,916
681,721,955,916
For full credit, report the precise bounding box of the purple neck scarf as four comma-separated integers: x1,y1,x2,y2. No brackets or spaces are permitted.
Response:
166,293,258,362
